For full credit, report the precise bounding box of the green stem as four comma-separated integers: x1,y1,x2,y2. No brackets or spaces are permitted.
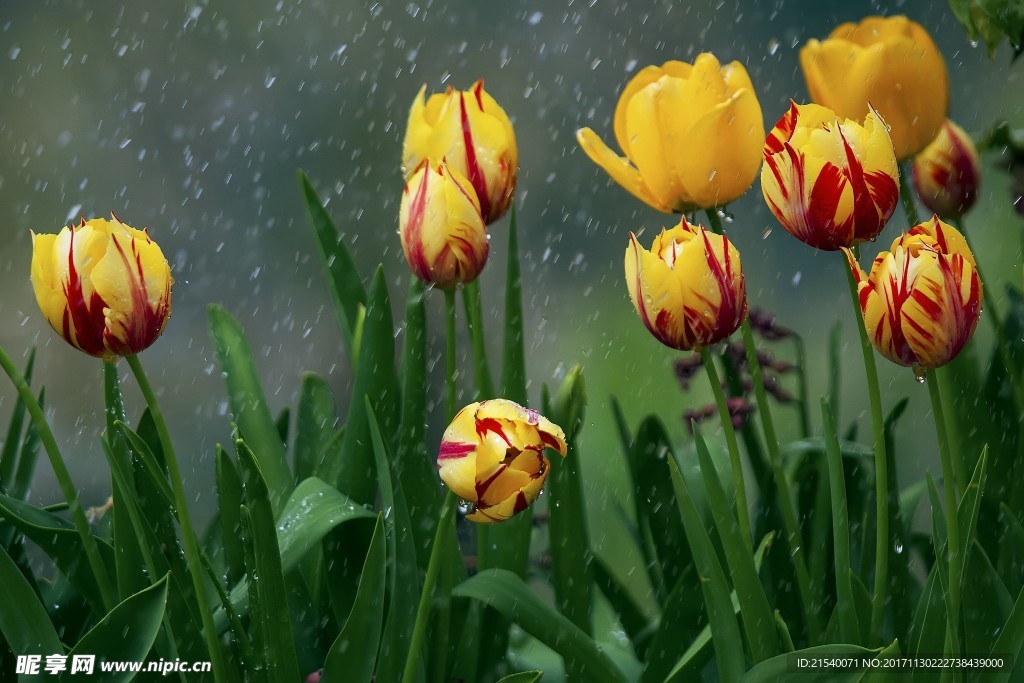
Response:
937,368,968,492
444,289,458,421
899,164,922,227
402,490,457,683
793,336,812,438
842,252,889,645
927,371,962,663
125,354,230,682
0,346,115,611
699,346,752,550
462,281,495,400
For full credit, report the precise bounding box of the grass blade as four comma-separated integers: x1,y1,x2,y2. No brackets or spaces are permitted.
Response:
821,399,860,645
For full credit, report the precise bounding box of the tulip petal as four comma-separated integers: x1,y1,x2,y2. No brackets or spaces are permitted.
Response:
625,232,690,348
900,252,981,368
466,462,548,524
613,64,674,158
577,128,669,211
402,85,431,177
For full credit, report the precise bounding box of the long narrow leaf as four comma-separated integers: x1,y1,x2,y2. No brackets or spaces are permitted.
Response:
821,399,860,645
740,641,899,682
216,445,246,587
0,348,34,490
0,543,62,661
293,372,337,483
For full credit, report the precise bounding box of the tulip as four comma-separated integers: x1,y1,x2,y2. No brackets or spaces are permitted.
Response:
399,162,489,289
577,53,765,213
800,16,948,160
31,215,172,360
761,101,899,251
402,80,517,224
625,218,748,350
913,120,982,219
437,399,567,524
844,216,982,371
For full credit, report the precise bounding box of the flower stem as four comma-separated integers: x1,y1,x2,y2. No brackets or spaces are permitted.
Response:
402,490,457,683
699,346,752,550
444,289,458,421
462,281,495,400
125,354,230,682
842,252,889,645
793,335,812,438
0,345,115,611
926,371,962,662
899,163,922,227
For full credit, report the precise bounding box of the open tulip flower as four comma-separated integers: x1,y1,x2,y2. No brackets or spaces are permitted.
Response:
402,80,517,224
437,399,567,524
31,215,172,360
399,161,489,289
761,101,899,251
625,218,748,351
800,15,948,161
577,53,765,213
844,216,982,371
913,120,982,219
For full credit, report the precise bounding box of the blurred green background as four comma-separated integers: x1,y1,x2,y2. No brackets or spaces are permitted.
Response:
1,0,1022,603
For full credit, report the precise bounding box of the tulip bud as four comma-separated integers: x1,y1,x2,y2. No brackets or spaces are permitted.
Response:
761,101,899,251
399,162,489,289
577,53,765,213
438,399,568,524
625,218,748,351
30,215,173,360
402,80,517,224
912,120,981,219
800,15,948,160
844,216,982,372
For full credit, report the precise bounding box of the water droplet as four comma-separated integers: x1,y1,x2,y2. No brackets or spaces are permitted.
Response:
913,365,927,383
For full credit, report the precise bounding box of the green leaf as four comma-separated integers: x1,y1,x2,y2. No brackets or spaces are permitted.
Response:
963,541,1013,655
237,439,301,683
991,582,1024,681
0,543,62,662
545,365,593,636
501,205,527,405
115,420,174,508
299,169,367,358
667,457,745,683
209,304,292,515
322,514,387,683
997,503,1024,592
497,672,544,683
0,493,114,616
592,555,652,660
61,575,169,683
958,448,988,584
216,445,246,587
453,569,628,683
642,565,704,683
462,279,495,400
10,388,43,502
908,565,946,657
739,641,899,682
0,348,34,491
329,267,400,505
364,399,419,682
821,399,860,645
293,373,337,483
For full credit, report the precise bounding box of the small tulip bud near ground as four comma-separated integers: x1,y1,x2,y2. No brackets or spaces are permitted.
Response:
844,216,982,373
913,120,981,219
437,399,567,524
577,53,765,213
761,101,899,251
402,80,517,224
800,15,948,161
625,218,748,351
30,215,173,360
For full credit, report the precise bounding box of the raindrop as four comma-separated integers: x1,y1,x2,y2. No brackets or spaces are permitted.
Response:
913,365,927,383
9,46,20,60
527,11,543,25
767,39,780,56
761,227,772,240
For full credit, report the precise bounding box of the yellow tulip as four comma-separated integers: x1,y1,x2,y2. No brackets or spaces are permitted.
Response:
800,15,948,160
577,53,765,213
625,218,748,350
844,216,982,371
402,80,517,224
912,120,981,219
31,215,172,360
399,161,489,289
761,101,899,251
437,399,567,524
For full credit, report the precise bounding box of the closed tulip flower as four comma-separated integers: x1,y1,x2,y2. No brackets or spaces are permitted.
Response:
577,54,765,213
625,218,748,350
761,101,899,251
437,399,567,524
399,162,489,289
845,216,982,371
913,120,982,219
402,80,517,224
800,16,948,160
31,216,172,360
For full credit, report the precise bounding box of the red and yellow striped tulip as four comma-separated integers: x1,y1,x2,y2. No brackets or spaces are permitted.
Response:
844,216,982,371
761,101,899,251
438,399,567,524
800,16,948,160
399,162,489,289
577,54,765,213
31,215,172,360
625,218,748,350
912,120,981,219
402,80,517,224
